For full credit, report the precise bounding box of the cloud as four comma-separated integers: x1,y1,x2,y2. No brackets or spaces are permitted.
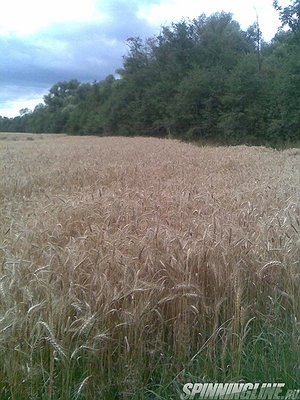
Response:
0,0,157,117
0,88,45,118
0,0,105,36
138,0,283,41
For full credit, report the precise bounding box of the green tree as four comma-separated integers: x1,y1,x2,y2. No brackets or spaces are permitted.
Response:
265,35,300,142
43,80,81,132
273,0,300,41
218,54,271,144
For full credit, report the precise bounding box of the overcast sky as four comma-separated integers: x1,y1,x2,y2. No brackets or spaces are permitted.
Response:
0,0,289,118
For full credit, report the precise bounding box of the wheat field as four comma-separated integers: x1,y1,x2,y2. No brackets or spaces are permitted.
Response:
0,133,299,399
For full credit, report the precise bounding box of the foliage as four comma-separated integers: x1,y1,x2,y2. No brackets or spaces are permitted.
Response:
274,0,300,40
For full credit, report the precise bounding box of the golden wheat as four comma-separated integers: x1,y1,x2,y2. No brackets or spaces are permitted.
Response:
0,133,299,398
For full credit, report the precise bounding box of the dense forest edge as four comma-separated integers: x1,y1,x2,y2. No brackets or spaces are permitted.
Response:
1,2,300,147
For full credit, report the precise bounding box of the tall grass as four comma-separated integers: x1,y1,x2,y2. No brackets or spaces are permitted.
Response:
0,134,299,399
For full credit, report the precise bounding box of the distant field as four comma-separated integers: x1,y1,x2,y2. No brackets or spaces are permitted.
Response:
0,132,67,141
0,133,299,399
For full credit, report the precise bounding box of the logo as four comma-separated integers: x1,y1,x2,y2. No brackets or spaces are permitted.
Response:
180,383,300,400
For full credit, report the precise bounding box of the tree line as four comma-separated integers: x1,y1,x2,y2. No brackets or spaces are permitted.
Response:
1,2,299,146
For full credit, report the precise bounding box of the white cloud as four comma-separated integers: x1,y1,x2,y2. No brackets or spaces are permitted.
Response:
0,0,106,36
138,0,289,41
1,0,292,38
0,95,44,118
